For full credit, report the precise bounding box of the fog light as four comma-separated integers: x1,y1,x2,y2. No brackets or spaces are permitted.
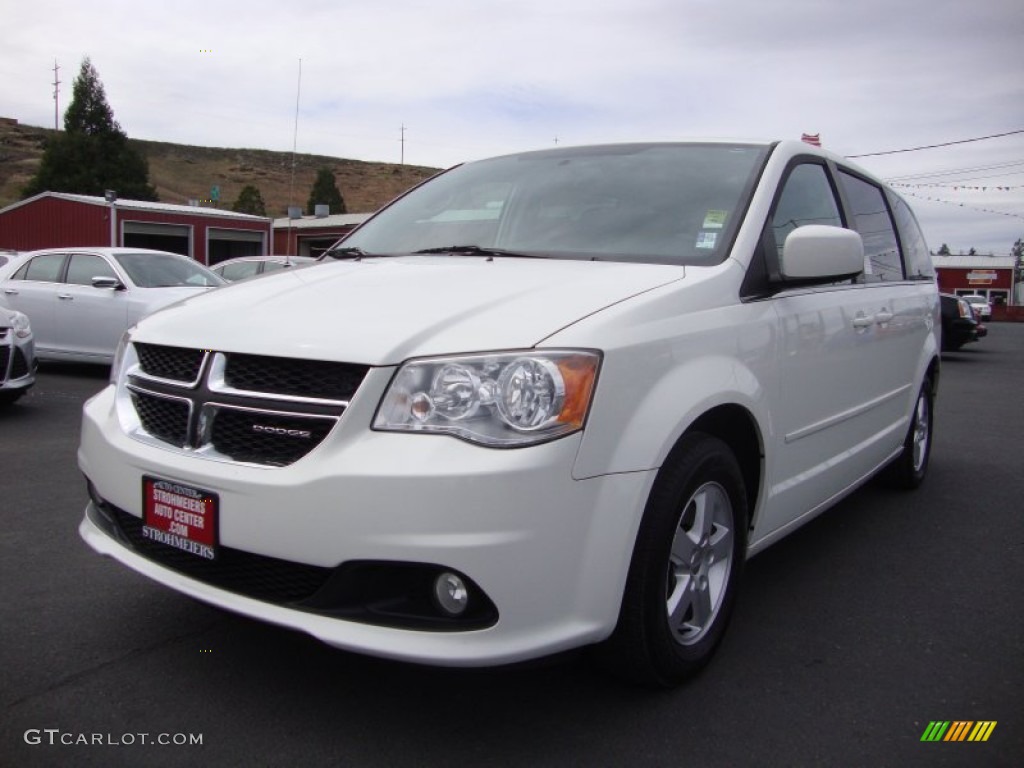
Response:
434,572,469,616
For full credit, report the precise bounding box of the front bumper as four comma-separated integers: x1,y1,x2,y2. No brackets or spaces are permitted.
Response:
79,385,655,666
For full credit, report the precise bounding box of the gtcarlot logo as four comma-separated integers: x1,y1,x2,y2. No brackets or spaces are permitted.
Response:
24,729,203,747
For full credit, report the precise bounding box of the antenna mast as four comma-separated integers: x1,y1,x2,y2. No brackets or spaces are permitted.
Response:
52,60,60,130
287,58,302,255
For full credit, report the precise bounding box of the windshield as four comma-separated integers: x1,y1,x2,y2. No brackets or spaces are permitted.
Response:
341,143,769,265
114,253,225,288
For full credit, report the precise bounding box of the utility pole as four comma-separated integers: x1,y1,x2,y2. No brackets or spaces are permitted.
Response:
52,60,60,130
400,123,406,165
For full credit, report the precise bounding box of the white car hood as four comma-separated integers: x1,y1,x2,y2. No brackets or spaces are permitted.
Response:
131,256,685,365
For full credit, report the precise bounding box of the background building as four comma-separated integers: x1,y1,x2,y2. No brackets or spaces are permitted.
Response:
273,212,371,257
0,192,272,265
932,253,1021,319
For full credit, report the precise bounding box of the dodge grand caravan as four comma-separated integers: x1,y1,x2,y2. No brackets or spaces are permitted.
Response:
79,140,940,686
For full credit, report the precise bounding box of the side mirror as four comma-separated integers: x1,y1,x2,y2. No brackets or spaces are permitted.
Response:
91,276,124,290
779,225,864,282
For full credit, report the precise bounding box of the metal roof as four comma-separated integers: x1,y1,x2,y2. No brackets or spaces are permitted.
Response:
0,191,271,221
932,254,1016,269
272,213,372,229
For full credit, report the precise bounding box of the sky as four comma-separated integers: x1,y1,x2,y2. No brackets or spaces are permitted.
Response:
2,0,1022,255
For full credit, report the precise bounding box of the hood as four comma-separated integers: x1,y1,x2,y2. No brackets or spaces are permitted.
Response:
131,256,685,365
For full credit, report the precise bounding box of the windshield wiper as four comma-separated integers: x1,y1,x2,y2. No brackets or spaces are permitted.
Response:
413,245,544,259
321,246,370,260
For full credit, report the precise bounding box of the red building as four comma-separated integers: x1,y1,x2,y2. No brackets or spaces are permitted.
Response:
0,192,272,265
933,253,1021,319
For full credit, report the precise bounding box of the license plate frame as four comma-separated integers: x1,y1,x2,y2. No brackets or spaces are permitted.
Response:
141,476,219,561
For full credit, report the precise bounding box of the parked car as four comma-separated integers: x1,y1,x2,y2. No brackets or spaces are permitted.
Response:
0,305,36,404
79,140,940,686
961,294,992,320
940,293,981,351
211,255,316,282
0,248,224,364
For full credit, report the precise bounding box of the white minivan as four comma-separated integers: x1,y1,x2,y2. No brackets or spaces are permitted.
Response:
79,140,940,686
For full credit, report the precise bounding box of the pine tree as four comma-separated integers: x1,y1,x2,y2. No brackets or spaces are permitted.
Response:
936,243,951,256
306,168,346,215
232,185,267,216
23,57,157,201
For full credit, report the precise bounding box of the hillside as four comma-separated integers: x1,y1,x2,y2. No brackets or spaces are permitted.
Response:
0,119,440,216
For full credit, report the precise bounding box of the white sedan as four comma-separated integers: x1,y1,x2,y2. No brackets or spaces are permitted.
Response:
0,247,224,364
961,294,992,320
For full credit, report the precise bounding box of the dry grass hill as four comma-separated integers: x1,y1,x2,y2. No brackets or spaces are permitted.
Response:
0,119,440,216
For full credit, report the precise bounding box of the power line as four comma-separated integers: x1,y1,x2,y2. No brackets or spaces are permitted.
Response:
848,129,1024,158
886,159,1024,182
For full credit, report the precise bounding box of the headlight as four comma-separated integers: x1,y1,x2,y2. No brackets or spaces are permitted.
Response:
10,311,31,339
374,350,601,447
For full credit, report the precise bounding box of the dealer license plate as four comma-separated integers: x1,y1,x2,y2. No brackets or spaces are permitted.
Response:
142,476,219,560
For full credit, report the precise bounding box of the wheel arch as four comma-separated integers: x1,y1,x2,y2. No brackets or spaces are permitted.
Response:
681,405,764,534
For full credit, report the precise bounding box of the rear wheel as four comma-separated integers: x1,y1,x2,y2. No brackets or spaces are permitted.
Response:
881,378,933,489
596,433,748,687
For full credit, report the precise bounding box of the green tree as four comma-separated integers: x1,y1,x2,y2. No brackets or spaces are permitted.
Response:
232,185,267,217
936,243,951,255
306,167,346,215
23,57,157,201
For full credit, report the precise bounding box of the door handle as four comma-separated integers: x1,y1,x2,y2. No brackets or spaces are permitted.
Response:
58,293,74,300
875,309,893,324
2,288,16,295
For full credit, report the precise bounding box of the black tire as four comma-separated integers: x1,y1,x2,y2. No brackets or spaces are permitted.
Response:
595,433,748,687
881,378,933,490
0,389,26,406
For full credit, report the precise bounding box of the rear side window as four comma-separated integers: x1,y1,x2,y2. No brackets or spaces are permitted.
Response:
770,163,843,257
837,171,904,282
16,253,66,282
887,191,935,279
220,261,261,281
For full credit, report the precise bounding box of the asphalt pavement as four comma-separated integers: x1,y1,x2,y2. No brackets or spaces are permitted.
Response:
1,326,1022,767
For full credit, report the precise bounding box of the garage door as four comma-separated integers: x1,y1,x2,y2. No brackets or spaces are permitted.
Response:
123,222,191,256
208,228,265,265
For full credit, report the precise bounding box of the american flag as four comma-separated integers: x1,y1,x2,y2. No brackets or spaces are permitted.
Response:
801,133,822,147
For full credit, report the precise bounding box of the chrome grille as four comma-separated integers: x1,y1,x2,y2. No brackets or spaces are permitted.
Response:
135,343,205,384
225,353,366,400
132,391,191,447
125,346,369,466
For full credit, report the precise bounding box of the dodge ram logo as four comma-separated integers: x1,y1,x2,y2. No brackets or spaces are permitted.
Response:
251,424,312,439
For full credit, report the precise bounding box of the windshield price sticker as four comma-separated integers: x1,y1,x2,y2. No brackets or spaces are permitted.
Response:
142,477,218,560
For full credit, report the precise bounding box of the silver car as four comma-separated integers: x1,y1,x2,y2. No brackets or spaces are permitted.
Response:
211,255,316,282
0,305,36,405
0,248,224,364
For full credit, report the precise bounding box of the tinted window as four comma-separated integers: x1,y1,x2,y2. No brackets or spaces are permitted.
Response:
66,254,118,286
770,163,843,257
887,190,934,279
837,171,903,282
20,253,66,282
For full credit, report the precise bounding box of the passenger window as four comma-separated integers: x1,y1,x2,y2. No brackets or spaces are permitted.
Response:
837,171,904,282
19,253,66,282
771,164,843,257
887,191,935,279
66,254,118,286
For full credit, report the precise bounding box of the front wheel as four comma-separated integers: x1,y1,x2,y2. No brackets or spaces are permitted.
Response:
595,433,748,687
